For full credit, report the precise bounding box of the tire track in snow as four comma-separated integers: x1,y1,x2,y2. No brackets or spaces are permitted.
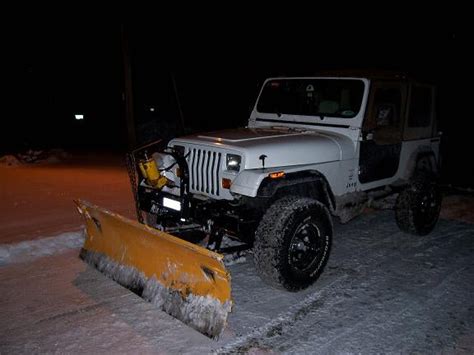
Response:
215,275,349,354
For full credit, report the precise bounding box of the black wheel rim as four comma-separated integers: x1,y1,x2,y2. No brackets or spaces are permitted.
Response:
417,186,440,226
288,219,324,272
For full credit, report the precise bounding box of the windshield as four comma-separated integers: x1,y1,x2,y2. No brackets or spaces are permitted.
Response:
257,79,365,118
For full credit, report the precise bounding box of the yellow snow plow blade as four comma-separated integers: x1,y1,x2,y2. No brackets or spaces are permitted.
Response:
75,199,232,338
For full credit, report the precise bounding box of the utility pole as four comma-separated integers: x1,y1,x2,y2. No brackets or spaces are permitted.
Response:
121,24,136,148
170,72,186,135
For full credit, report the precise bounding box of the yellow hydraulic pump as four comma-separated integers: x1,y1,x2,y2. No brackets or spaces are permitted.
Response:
138,154,168,189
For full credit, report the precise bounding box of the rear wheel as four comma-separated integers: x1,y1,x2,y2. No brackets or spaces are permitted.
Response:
395,174,442,235
253,196,332,291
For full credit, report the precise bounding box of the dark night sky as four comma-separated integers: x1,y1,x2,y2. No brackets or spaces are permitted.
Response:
3,23,470,185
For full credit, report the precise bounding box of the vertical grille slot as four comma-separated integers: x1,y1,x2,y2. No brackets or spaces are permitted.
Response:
191,149,197,190
197,149,202,192
215,152,221,196
202,150,209,193
210,151,216,194
205,151,211,193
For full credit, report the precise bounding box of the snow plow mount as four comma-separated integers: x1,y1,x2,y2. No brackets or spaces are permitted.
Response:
127,141,192,223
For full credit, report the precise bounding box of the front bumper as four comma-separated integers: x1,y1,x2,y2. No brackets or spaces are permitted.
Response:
138,185,189,219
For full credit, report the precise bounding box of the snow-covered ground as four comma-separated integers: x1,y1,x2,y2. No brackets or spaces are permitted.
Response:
1,156,473,353
1,211,473,353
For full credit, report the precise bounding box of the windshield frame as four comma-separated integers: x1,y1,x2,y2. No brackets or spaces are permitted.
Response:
255,77,367,120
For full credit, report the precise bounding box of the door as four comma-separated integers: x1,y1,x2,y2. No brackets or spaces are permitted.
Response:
359,82,407,184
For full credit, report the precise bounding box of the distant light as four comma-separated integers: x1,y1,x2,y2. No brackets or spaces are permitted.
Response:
149,107,155,112
75,114,84,120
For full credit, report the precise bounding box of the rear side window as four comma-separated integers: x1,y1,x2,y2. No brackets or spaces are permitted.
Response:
372,87,402,128
408,86,432,127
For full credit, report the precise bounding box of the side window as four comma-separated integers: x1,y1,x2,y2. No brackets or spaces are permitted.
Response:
373,88,402,128
408,86,432,127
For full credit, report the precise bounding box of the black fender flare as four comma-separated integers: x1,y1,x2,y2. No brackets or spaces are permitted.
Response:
256,170,336,212
404,146,439,180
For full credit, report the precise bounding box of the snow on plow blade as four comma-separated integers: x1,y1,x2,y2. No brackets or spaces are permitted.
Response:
75,200,232,338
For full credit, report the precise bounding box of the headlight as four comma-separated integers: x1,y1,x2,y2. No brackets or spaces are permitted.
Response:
226,154,241,172
172,145,185,156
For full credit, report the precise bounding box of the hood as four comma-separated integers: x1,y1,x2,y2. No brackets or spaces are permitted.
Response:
172,128,354,169
196,128,302,143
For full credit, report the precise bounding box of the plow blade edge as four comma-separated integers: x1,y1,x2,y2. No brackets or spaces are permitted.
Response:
75,200,232,338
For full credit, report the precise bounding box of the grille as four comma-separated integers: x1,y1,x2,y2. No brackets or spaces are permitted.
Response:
187,148,222,196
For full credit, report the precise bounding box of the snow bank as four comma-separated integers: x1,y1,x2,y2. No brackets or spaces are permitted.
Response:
0,155,22,166
0,149,71,167
0,231,84,266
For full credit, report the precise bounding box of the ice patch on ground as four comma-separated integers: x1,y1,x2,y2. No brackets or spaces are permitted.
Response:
0,231,84,266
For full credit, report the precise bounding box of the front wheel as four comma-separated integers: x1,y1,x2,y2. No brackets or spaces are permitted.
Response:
253,196,333,291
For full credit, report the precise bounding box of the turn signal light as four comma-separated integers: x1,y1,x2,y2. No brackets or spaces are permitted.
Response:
269,171,285,179
222,178,232,189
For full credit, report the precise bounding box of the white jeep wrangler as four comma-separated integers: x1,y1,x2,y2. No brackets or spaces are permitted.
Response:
135,73,442,291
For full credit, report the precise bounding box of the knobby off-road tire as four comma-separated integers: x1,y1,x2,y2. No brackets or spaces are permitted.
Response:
253,196,333,291
395,174,442,236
